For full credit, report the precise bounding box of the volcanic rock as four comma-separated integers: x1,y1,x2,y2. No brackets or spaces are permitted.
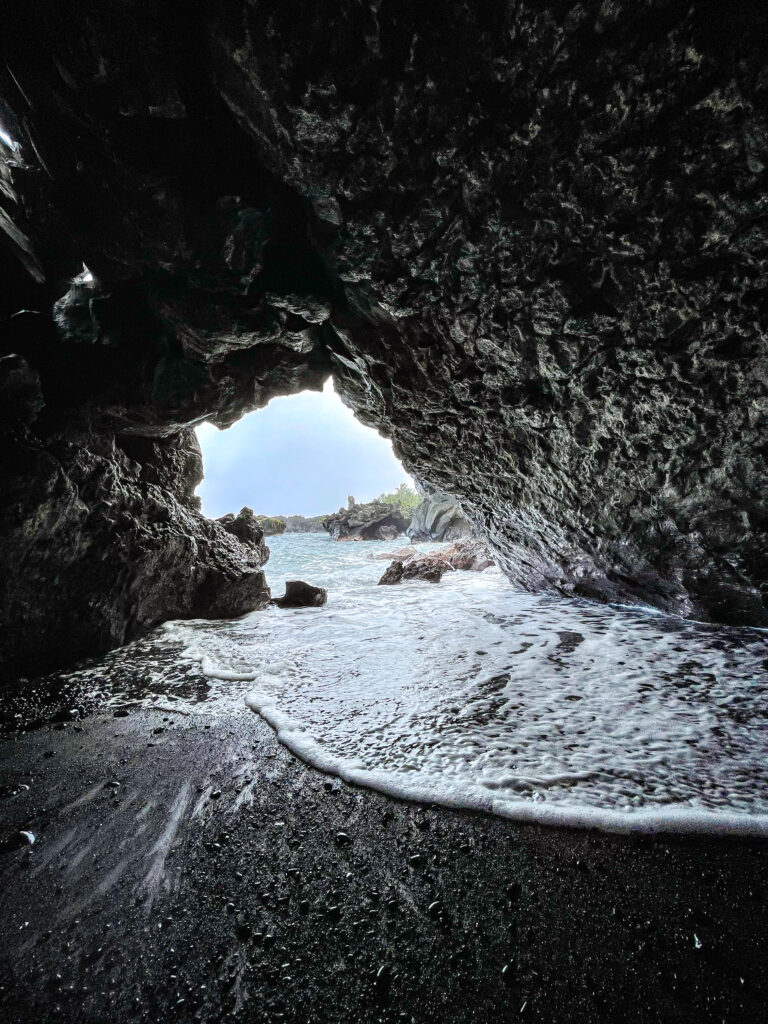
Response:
0,1,767,678
408,491,473,543
256,516,287,536
439,541,494,573
271,581,328,608
323,499,410,542
378,541,492,585
378,558,449,586
217,507,270,550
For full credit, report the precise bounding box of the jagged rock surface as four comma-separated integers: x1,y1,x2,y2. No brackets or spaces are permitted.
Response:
217,507,271,551
323,499,410,542
0,426,270,681
1,1,767,677
378,557,448,586
408,490,473,543
378,541,493,586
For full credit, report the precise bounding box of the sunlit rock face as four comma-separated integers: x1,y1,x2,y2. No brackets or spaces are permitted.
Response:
1,1,767,677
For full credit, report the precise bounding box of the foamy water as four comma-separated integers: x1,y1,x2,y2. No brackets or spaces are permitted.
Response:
159,533,768,837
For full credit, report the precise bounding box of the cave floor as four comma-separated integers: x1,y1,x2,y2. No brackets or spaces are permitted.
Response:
1,706,766,1024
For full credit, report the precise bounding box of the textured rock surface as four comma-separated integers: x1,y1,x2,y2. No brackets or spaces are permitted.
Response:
0,425,270,681
1,0,768,678
378,557,448,586
217,507,271,550
378,541,493,585
408,489,474,543
323,499,410,542
271,580,327,608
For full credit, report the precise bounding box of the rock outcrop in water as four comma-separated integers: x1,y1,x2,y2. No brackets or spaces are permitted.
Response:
1,1,768,677
408,489,473,543
271,581,328,608
379,558,448,586
378,541,493,585
256,516,287,536
278,515,328,534
2,428,271,681
323,498,410,542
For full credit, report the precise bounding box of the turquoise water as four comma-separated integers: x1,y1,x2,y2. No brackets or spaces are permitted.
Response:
157,533,768,836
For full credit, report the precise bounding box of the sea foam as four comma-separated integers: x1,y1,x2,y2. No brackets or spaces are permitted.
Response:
165,533,768,838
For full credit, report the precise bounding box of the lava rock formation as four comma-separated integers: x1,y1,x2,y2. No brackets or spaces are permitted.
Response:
323,498,411,542
1,0,767,679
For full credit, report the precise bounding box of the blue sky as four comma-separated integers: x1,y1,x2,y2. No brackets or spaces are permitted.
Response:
195,380,412,518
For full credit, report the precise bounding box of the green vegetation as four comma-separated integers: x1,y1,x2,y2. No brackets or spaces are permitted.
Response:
376,482,422,514
256,515,287,535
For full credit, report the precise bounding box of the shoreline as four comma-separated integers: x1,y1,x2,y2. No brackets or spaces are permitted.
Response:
1,704,767,1023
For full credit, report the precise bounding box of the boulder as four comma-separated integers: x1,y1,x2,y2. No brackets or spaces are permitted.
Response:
378,557,449,585
271,581,328,608
439,541,494,572
377,540,493,586
323,498,410,542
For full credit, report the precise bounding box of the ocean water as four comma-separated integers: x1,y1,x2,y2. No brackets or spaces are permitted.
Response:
155,533,768,837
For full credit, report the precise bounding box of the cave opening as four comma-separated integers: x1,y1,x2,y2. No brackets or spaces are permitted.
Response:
2,4,768,1019
194,377,413,523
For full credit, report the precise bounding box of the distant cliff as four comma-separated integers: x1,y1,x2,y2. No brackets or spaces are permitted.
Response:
277,514,327,533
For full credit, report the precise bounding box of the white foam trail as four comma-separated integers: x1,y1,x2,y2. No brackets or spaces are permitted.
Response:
164,534,768,838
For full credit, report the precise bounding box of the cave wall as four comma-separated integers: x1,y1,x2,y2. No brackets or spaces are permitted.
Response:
1,0,767,679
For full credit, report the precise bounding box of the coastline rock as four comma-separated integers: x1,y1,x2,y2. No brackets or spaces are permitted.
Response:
217,507,270,553
278,515,328,534
0,429,271,682
271,581,328,608
408,491,473,543
323,499,410,542
439,541,494,573
378,541,493,586
256,516,287,536
378,558,448,585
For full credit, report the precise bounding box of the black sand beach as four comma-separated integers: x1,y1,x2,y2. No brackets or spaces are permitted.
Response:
1,702,766,1024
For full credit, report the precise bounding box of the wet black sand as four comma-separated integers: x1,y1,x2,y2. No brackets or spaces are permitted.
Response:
1,705,767,1023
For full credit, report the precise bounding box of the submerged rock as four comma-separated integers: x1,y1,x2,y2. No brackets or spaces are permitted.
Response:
378,558,448,586
271,581,328,608
323,499,410,542
371,547,417,562
378,541,493,585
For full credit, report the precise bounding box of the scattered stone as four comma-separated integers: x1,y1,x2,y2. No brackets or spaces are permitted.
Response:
271,581,328,608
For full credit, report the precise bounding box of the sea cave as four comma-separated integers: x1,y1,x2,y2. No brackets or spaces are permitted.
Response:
1,3,767,1022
